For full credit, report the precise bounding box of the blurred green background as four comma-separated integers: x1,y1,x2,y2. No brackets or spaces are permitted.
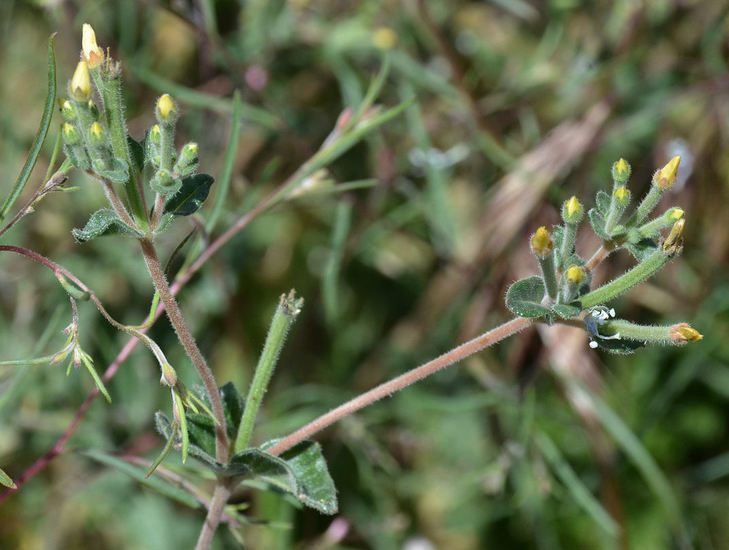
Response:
1,0,728,548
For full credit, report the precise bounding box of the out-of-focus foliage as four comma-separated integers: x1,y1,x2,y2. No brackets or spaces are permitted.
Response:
1,0,728,548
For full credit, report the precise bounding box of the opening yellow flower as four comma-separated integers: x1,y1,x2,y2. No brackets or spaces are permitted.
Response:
82,23,104,69
69,61,91,101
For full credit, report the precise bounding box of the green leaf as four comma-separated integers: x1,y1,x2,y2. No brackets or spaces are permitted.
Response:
588,208,610,240
186,413,216,457
72,208,144,242
154,411,218,470
277,441,338,515
552,303,582,319
0,35,56,225
0,466,16,489
164,173,214,216
596,190,610,215
127,135,145,174
592,336,645,354
624,238,658,261
220,382,245,438
506,276,551,319
81,449,203,510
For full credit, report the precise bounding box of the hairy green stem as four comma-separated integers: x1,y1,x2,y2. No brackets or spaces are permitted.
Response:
538,253,558,301
98,73,147,226
139,238,229,462
633,186,664,226
598,320,672,344
559,223,577,269
235,293,302,451
266,316,533,456
581,248,674,309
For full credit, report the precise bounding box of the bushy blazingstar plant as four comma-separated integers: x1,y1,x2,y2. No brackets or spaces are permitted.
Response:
506,156,701,352
0,24,702,550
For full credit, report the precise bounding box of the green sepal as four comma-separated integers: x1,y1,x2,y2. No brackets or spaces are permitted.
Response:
93,157,129,184
552,303,582,319
150,170,182,195
624,238,658,261
588,208,610,240
596,191,610,215
164,173,214,216
154,411,218,469
62,143,91,170
72,208,144,242
127,135,145,175
506,276,552,320
591,335,645,355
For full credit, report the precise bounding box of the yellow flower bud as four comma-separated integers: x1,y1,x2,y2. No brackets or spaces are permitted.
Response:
156,94,177,123
82,23,104,69
653,156,681,189
614,186,629,202
63,122,80,144
562,196,583,223
530,226,553,258
69,61,91,101
89,121,103,139
373,27,397,50
564,265,585,285
670,323,703,345
615,158,629,178
667,208,684,221
150,124,161,144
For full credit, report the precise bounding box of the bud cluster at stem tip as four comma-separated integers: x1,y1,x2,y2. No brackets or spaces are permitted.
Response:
564,265,585,285
530,226,553,259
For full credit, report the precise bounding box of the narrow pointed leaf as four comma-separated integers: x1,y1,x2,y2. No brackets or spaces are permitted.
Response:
164,173,214,216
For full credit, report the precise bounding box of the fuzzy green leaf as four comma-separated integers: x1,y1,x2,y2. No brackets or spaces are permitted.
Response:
588,208,610,240
93,158,130,184
220,382,245,438
186,413,216,457
72,208,144,242
276,440,338,514
624,238,658,261
596,190,610,215
553,303,582,319
164,173,214,216
506,276,551,319
127,135,145,174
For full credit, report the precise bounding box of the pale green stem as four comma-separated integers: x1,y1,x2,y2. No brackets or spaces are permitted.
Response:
580,248,674,309
235,294,301,451
94,71,148,227
558,223,577,269
538,253,558,301
633,186,664,225
598,320,672,344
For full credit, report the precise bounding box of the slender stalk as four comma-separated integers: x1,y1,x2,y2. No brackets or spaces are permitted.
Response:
195,481,233,550
139,238,229,462
633,186,663,226
585,244,612,273
538,254,558,301
266,316,534,456
559,222,577,269
235,292,302,451
580,248,674,309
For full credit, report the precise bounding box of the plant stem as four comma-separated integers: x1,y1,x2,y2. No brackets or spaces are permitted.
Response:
538,253,558,301
139,238,229,462
633,186,664,226
235,292,302,452
194,480,233,550
580,248,674,309
266,316,533,456
559,222,577,269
